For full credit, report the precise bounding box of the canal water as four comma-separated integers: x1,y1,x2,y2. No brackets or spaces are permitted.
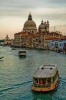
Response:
0,46,66,100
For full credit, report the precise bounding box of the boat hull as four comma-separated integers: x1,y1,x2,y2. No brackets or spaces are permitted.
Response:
19,54,26,57
32,80,59,92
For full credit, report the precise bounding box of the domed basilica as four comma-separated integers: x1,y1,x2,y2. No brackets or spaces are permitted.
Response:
14,13,62,49
23,13,49,33
23,13,37,33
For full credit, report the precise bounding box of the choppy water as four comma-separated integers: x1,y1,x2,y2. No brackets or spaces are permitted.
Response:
0,46,66,100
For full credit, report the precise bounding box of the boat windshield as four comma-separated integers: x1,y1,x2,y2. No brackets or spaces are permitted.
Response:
19,51,26,53
33,77,51,87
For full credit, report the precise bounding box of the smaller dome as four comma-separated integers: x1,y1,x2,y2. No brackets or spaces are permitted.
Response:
39,20,45,29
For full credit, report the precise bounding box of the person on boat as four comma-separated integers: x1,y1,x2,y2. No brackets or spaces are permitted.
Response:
40,80,43,84
39,79,46,86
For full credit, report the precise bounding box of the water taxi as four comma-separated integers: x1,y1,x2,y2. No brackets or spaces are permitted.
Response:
32,64,59,92
19,51,26,57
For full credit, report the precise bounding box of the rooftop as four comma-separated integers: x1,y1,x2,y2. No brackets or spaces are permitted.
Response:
33,64,57,78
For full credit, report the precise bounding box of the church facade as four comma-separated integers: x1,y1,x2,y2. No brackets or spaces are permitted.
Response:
4,35,12,45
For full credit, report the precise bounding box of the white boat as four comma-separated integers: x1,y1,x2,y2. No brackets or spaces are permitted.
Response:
18,51,26,57
32,64,59,92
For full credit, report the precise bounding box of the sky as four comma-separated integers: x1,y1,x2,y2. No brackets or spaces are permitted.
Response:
0,0,66,39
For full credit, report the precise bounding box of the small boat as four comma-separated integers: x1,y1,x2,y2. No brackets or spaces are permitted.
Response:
0,56,4,59
12,47,16,50
32,64,59,92
18,51,26,57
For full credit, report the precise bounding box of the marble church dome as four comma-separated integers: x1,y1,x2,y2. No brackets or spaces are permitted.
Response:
23,13,37,33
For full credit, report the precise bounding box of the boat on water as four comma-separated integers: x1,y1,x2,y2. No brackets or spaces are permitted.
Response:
18,51,26,57
32,64,59,92
12,47,16,50
0,56,4,59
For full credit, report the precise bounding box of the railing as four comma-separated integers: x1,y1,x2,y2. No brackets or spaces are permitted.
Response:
34,83,51,88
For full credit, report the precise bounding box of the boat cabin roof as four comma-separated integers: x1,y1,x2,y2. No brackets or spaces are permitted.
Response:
19,51,26,53
33,64,57,78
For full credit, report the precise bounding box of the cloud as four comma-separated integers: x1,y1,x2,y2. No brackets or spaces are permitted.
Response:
0,0,43,9
0,0,66,39
0,0,66,10
0,0,66,16
49,0,66,3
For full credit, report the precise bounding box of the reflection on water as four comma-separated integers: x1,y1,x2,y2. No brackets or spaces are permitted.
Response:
0,46,66,100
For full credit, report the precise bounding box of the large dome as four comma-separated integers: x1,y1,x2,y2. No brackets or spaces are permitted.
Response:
23,13,37,33
24,20,36,28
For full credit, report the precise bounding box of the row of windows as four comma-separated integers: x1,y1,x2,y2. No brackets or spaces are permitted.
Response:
51,43,66,47
33,70,59,87
33,78,51,87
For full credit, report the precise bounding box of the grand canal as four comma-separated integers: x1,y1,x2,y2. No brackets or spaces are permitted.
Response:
0,46,66,100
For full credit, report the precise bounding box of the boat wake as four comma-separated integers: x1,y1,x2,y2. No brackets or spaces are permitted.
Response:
13,80,32,87
60,77,66,84
0,80,32,95
0,87,13,94
58,77,66,91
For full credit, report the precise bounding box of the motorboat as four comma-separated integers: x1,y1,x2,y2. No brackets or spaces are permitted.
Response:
18,51,26,57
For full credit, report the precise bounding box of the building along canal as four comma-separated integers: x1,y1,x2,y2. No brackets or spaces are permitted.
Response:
0,46,66,100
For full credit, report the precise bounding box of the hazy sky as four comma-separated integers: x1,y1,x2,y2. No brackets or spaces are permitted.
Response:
0,0,66,39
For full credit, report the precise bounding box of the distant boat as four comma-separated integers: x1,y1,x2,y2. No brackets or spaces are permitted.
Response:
12,47,16,50
32,64,59,92
18,51,26,57
0,56,4,59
